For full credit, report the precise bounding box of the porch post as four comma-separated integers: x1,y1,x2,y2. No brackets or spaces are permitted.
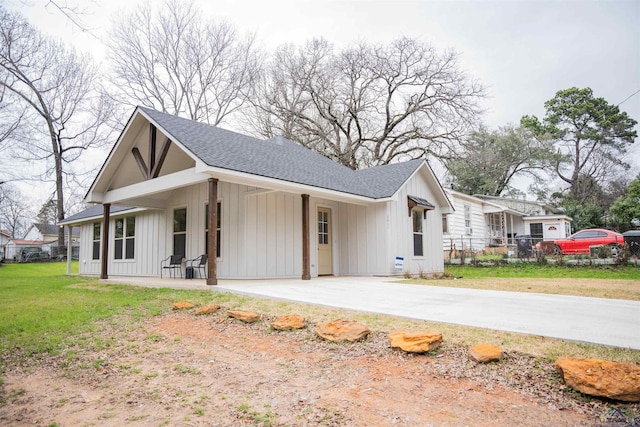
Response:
301,194,311,280
207,178,218,285
510,215,514,245
100,203,110,279
66,225,72,275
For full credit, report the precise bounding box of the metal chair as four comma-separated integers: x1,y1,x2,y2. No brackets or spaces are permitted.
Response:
186,254,208,279
161,255,184,278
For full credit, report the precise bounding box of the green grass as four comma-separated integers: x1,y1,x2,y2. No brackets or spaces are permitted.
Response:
1,261,638,366
0,262,216,355
445,263,640,280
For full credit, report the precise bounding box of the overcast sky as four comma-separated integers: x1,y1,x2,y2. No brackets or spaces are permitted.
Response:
4,0,640,200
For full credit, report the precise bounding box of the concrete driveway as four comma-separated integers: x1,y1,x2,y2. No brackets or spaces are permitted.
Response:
211,276,640,350
103,275,640,349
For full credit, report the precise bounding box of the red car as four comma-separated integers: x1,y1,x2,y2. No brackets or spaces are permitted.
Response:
551,228,624,255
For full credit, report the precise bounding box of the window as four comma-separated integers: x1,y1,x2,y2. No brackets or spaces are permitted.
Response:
173,208,187,258
318,210,329,244
442,215,449,234
412,210,423,256
92,223,100,260
204,202,221,257
530,222,543,243
114,216,135,260
464,205,472,234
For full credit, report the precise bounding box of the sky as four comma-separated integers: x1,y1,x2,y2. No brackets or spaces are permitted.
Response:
3,0,640,206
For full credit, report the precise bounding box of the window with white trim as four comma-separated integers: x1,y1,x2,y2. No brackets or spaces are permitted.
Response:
92,223,100,260
464,204,472,234
412,210,424,256
204,202,221,257
114,216,135,260
173,208,187,258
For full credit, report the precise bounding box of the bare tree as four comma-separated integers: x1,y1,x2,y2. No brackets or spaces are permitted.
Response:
0,6,116,251
0,183,32,239
247,37,484,169
446,125,557,196
107,0,262,126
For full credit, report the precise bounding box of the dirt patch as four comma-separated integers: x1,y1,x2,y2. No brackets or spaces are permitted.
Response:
1,310,637,426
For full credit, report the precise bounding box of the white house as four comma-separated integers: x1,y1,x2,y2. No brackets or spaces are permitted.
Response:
24,223,80,243
443,190,526,253
476,195,572,242
60,107,454,283
443,191,573,255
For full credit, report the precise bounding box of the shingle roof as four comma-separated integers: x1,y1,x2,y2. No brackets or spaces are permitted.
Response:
62,205,135,223
139,107,424,199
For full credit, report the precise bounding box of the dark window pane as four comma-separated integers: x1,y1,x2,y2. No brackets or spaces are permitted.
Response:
93,223,101,240
530,223,543,239
412,210,422,233
205,204,209,231
115,239,123,259
126,216,135,237
413,233,423,256
174,208,186,233
125,238,135,259
115,219,124,239
217,229,221,256
92,241,100,260
174,234,186,258
217,201,221,229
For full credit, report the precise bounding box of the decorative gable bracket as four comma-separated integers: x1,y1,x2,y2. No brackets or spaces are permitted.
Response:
132,123,172,180
408,195,435,219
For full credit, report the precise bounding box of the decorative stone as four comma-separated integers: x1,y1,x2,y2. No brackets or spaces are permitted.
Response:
469,344,502,363
172,301,194,310
228,310,260,323
316,319,370,342
388,330,442,353
271,314,306,331
555,357,640,402
194,304,221,315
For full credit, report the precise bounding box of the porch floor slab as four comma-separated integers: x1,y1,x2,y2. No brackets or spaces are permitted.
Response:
100,275,640,350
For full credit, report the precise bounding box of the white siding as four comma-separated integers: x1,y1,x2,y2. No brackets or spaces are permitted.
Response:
388,169,446,275
444,194,487,252
332,201,388,276
75,170,449,278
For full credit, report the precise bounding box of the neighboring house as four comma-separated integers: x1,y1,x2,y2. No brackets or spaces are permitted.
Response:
443,190,526,253
22,223,81,259
23,223,80,244
443,191,573,255
476,195,572,242
1,229,12,259
5,239,44,260
60,106,454,282
24,223,58,243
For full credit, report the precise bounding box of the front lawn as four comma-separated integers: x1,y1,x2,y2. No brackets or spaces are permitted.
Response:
445,263,640,280
399,263,640,301
0,262,216,355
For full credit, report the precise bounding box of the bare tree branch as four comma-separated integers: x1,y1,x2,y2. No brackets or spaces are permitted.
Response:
106,0,262,126
0,6,117,249
247,37,484,169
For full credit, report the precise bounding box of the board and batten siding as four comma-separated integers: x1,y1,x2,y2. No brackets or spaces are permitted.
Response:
165,181,303,279
77,209,166,277
331,200,388,276
388,170,446,275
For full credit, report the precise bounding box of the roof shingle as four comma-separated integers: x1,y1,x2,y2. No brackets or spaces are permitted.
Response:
139,107,424,199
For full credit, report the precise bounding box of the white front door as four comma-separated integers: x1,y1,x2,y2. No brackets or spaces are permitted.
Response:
317,207,332,275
